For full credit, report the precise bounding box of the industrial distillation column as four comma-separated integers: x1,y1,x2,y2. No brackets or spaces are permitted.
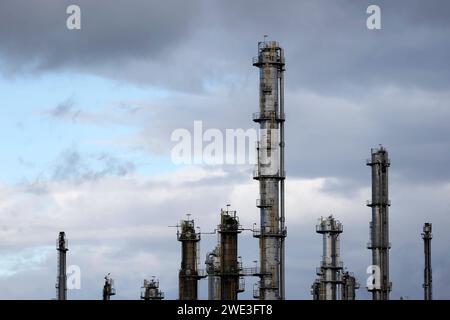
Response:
315,216,343,300
422,222,432,300
341,272,359,300
218,208,242,300
56,231,68,300
141,278,165,300
178,218,201,300
206,246,221,300
253,39,286,300
102,274,116,300
367,146,391,300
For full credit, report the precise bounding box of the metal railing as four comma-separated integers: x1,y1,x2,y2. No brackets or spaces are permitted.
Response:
252,111,285,122
316,222,343,233
253,167,285,179
177,232,201,241
253,226,287,238
320,260,344,269
366,241,392,249
256,198,274,208
366,158,391,166
366,199,391,207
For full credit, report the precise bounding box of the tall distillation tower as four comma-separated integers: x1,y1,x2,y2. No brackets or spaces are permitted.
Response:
218,207,243,300
178,217,203,300
367,146,391,300
252,39,286,300
56,231,68,300
422,222,433,300
314,216,343,300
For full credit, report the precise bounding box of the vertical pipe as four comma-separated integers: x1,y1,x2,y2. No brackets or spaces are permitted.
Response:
279,47,285,300
56,231,68,300
422,223,432,300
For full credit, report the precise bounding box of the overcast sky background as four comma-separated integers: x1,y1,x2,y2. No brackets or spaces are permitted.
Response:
0,0,449,300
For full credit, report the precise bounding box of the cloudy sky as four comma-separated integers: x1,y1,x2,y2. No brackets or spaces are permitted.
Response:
0,0,449,300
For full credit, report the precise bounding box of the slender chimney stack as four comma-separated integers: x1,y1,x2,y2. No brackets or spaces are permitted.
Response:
422,222,432,300
56,231,68,300
367,146,391,300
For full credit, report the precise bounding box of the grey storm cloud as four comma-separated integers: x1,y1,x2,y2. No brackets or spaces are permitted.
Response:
0,0,198,74
0,0,449,91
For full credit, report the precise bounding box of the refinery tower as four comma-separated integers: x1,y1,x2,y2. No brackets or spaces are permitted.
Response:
252,39,286,300
367,146,391,300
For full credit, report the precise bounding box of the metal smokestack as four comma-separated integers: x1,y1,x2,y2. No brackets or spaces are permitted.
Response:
422,222,432,300
367,146,391,300
56,231,68,300
252,39,286,300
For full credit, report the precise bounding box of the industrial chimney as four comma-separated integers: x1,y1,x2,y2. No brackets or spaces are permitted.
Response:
367,146,391,300
56,231,68,300
422,222,432,300
252,38,286,300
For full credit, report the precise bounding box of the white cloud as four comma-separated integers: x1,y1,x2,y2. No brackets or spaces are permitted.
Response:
1,164,449,299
